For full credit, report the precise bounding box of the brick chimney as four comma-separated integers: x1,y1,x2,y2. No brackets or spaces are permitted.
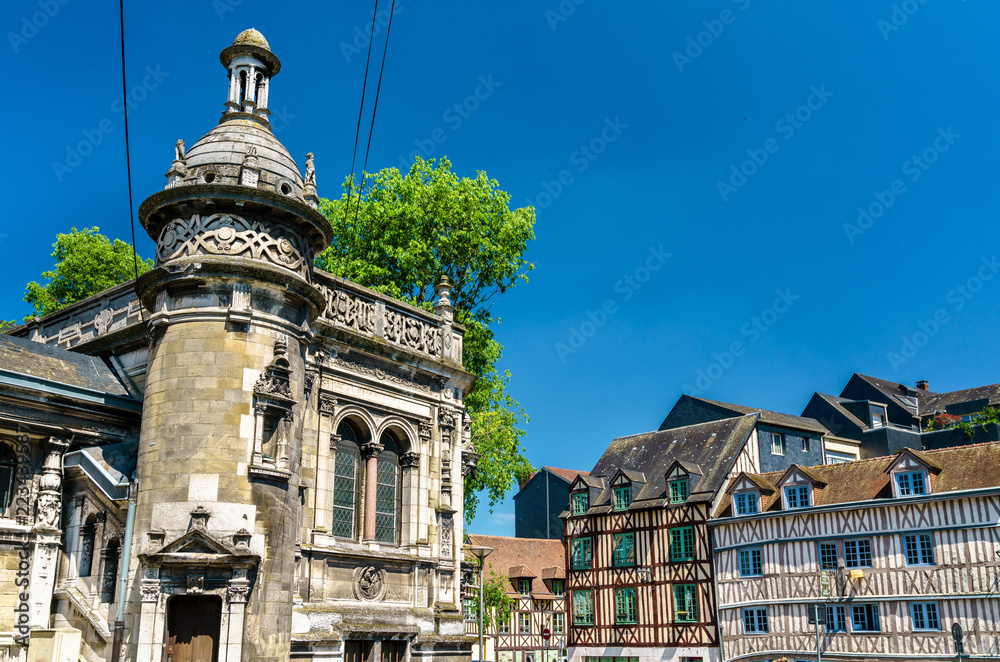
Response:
916,379,929,391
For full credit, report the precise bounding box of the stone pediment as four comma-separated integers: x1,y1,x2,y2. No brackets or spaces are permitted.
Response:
141,527,259,568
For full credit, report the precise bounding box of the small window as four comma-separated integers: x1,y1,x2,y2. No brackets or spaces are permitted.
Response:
734,492,758,515
802,436,811,452
872,412,886,428
844,538,872,568
551,579,564,597
0,444,16,514
613,486,631,511
572,492,589,516
826,605,847,632
743,607,768,633
669,478,688,504
669,526,695,562
896,471,926,496
739,547,762,577
785,485,810,509
573,590,594,626
771,433,785,455
904,533,934,566
572,538,593,570
673,584,697,623
851,604,880,632
518,579,531,597
825,450,856,464
911,602,940,631
464,598,477,622
498,616,510,634
519,612,530,634
613,532,635,567
553,612,565,634
615,587,637,624
818,541,838,570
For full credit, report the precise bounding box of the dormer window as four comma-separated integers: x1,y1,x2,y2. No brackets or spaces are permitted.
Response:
613,486,631,511
518,579,530,597
572,492,589,516
784,485,811,509
734,491,759,515
669,478,688,504
895,470,926,496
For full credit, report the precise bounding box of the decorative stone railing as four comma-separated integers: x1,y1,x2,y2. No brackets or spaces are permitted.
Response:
13,272,464,365
314,272,463,364
16,282,145,350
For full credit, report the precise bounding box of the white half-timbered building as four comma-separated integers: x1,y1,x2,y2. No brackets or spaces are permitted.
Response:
464,535,568,662
711,442,1000,662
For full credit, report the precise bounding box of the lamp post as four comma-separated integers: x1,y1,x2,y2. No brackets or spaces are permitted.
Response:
469,545,494,662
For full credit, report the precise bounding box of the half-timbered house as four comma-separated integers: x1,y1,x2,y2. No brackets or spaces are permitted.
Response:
711,442,1000,662
464,535,568,662
562,415,762,662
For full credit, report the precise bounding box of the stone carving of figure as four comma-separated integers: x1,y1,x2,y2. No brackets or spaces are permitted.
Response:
305,152,316,186
175,139,186,162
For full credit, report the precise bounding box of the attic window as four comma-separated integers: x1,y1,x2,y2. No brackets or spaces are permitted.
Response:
895,470,927,496
572,492,589,516
733,491,759,516
613,486,631,511
669,478,688,504
517,579,530,597
784,485,811,509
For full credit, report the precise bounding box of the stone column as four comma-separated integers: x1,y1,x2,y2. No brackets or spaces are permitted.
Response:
31,437,68,627
361,440,383,542
64,495,85,583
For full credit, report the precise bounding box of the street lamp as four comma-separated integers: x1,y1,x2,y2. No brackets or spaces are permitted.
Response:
469,545,494,662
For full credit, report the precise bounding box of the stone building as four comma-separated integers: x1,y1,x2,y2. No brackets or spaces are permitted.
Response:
2,29,479,662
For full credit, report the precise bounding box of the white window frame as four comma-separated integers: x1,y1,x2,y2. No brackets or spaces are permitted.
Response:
771,432,785,455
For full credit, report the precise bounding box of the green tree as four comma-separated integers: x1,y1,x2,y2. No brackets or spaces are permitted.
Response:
316,156,535,521
24,227,153,319
472,565,515,631
0,320,14,334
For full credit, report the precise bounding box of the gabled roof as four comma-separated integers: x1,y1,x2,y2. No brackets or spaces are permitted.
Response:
844,374,928,416
725,471,775,495
807,392,869,430
921,383,1000,416
884,447,943,474
776,463,828,488
465,535,565,599
571,474,606,491
667,459,704,476
716,441,1000,516
660,394,829,435
587,414,757,509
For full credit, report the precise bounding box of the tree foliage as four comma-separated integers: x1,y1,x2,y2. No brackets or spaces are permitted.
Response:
316,156,536,521
469,564,515,631
24,227,153,319
0,320,14,334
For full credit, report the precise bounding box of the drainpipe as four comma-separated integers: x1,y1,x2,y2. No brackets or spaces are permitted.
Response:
111,479,138,662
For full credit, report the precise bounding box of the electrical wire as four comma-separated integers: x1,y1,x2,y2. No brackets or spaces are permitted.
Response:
352,0,397,229
347,0,382,239
118,0,146,324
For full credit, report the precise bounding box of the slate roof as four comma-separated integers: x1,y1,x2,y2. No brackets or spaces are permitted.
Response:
922,383,1000,415
586,415,758,510
660,394,829,435
465,535,565,599
716,441,1000,516
0,334,130,397
517,466,589,491
809,392,869,430
847,374,928,416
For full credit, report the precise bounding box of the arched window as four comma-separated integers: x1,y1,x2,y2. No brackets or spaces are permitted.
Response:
375,431,401,544
0,444,15,514
101,538,120,603
238,70,247,106
332,420,360,539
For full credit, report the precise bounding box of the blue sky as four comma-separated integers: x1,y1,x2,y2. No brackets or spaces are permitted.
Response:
4,1,999,536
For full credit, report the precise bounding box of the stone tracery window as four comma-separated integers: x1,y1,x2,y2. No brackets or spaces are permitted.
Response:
374,431,402,544
332,420,360,539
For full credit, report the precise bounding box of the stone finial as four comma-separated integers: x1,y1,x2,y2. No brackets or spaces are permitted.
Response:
190,506,211,530
165,139,189,188
434,275,453,321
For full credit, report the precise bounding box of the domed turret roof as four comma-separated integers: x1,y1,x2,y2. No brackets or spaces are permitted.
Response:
183,119,303,190
233,28,269,49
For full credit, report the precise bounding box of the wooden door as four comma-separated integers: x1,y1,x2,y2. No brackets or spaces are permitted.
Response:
167,595,221,662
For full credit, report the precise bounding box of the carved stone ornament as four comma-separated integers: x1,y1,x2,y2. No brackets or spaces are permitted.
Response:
400,452,420,469
358,565,385,601
156,212,311,276
418,421,433,440
318,394,337,415
190,506,211,530
227,585,250,603
186,571,205,594
35,494,61,529
360,440,383,459
329,354,431,393
440,514,453,557
319,285,443,357
140,581,161,603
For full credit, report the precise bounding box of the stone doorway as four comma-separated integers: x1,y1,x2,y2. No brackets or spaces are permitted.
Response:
167,595,222,662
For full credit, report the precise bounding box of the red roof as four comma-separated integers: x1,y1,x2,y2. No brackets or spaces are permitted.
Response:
466,535,566,598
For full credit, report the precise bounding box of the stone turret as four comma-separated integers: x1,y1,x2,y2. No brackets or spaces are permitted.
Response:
127,30,328,662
